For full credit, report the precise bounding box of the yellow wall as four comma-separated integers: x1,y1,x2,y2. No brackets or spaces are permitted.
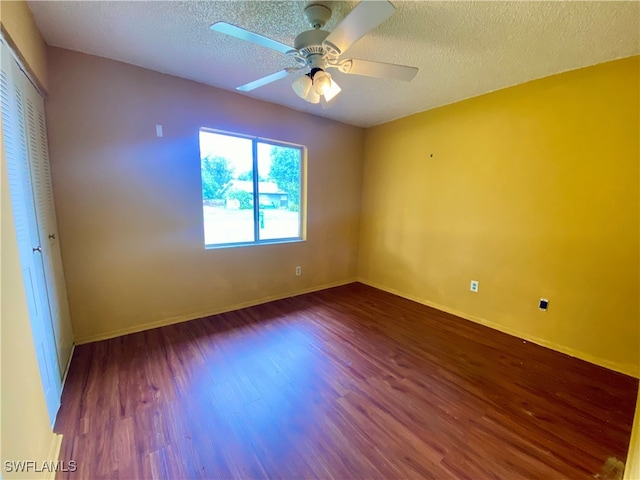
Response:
358,56,640,378
0,1,59,478
45,47,364,343
0,0,47,92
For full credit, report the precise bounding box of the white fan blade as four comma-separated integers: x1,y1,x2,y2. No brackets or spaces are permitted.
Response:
237,68,300,92
338,59,418,81
323,0,395,56
211,22,294,55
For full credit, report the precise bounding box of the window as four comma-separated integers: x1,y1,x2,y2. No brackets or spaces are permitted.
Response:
199,128,305,248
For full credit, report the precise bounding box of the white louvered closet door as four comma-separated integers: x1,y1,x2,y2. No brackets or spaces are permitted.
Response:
23,70,74,375
1,39,62,425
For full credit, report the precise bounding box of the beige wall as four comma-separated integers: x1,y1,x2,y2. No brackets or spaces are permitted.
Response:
45,47,364,343
358,56,640,378
0,1,59,477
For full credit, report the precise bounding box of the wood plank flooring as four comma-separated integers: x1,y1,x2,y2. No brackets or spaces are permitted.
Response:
55,283,639,479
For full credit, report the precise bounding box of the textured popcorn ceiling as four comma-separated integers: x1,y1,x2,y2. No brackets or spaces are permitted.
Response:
28,1,639,128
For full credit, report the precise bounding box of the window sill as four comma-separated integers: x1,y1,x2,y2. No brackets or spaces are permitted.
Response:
205,238,305,250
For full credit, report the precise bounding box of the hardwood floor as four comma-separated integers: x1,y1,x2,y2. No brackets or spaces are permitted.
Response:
55,283,638,479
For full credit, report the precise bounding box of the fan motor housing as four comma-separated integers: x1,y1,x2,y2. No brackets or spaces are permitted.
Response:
293,29,330,57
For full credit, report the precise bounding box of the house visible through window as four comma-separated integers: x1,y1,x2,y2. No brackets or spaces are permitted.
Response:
199,129,305,248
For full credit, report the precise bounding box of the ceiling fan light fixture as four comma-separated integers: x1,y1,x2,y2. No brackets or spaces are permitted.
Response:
322,78,341,102
306,87,321,104
292,71,331,104
292,74,320,103
312,70,332,96
292,74,312,99
310,69,340,102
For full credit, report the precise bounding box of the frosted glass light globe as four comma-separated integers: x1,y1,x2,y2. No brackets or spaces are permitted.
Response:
312,71,332,95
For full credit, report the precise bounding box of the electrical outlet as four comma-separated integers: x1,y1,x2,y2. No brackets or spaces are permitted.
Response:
295,266,302,276
470,280,479,293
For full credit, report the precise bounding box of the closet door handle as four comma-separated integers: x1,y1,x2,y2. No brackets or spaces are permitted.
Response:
48,234,56,239
32,246,42,253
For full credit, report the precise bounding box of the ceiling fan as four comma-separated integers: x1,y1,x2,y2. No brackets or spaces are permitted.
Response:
210,0,418,104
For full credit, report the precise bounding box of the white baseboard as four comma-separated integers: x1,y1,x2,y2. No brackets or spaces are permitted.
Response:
358,278,640,379
74,278,357,345
60,343,75,391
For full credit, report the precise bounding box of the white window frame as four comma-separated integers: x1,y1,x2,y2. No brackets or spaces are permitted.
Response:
200,128,306,249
